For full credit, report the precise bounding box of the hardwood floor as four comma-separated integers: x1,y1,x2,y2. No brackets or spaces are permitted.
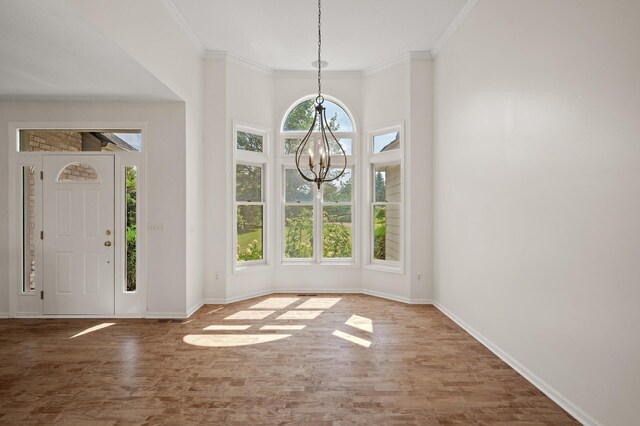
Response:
0,294,578,425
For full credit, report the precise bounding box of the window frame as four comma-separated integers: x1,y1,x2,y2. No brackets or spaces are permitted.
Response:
366,123,404,273
279,96,357,266
232,122,270,271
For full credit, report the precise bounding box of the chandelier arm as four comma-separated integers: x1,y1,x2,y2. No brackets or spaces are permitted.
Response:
321,109,347,182
294,112,319,183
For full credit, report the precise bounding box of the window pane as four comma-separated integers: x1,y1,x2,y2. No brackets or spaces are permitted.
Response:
237,205,263,262
283,99,353,132
237,130,263,153
323,169,352,202
19,130,141,152
284,138,301,155
338,138,353,156
125,166,137,292
285,169,313,203
284,206,313,258
373,205,400,262
236,164,262,202
374,165,401,202
57,163,101,183
323,206,352,258
22,166,36,292
373,131,400,153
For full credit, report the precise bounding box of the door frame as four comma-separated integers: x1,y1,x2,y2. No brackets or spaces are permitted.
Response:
7,122,148,318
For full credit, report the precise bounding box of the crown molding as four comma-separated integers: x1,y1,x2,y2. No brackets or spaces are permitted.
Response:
362,51,432,77
205,51,274,75
161,0,206,56
274,70,362,80
431,0,480,58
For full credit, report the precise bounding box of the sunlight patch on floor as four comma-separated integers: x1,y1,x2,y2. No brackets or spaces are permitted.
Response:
345,314,373,333
70,323,115,339
203,325,251,331
295,298,341,310
260,325,306,330
224,310,274,320
249,297,299,310
332,330,371,348
276,310,323,320
183,334,291,347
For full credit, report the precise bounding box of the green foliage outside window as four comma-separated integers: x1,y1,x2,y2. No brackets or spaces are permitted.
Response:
283,99,340,132
125,166,137,291
373,206,386,260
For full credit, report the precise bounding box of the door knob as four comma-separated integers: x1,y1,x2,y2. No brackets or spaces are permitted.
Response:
104,241,112,247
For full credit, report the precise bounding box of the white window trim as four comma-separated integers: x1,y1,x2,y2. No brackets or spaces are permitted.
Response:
365,122,405,274
232,121,270,271
278,96,358,266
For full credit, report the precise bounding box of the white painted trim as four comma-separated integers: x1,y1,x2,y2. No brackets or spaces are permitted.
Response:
206,51,432,77
431,0,480,58
362,289,410,304
362,51,432,77
274,70,362,80
161,0,206,55
202,299,227,305
187,299,205,317
145,312,189,319
273,288,362,294
409,51,433,61
408,298,433,305
0,313,9,319
224,289,275,304
205,51,274,75
433,302,601,426
15,313,144,319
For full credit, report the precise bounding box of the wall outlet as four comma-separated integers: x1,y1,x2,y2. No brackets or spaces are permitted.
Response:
149,223,164,232
417,274,422,280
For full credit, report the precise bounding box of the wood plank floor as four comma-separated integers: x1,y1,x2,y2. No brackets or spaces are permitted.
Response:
0,294,578,425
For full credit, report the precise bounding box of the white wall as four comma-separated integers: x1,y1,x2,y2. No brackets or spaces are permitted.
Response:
226,59,274,301
409,59,434,302
203,58,228,303
201,59,434,299
361,60,412,301
0,101,187,316
433,1,640,424
70,0,205,315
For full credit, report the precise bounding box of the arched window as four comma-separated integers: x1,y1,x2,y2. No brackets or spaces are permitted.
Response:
280,97,356,264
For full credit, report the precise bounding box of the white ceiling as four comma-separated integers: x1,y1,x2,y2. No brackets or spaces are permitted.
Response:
0,0,179,101
171,0,468,70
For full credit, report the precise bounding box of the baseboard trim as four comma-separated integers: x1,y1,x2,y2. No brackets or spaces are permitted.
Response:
273,288,362,294
433,302,601,426
200,289,428,309
0,312,9,319
14,313,144,319
362,289,410,304
408,298,433,305
187,300,205,317
146,312,188,319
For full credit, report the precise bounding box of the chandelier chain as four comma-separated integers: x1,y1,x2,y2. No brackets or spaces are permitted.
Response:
317,0,322,98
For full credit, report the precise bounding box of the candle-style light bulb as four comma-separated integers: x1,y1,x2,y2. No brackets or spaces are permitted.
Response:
319,146,325,167
308,146,314,168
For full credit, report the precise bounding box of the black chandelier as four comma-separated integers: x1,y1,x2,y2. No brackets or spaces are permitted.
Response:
294,0,347,190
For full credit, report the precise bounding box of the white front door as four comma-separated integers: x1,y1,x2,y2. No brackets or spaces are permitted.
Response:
43,155,115,314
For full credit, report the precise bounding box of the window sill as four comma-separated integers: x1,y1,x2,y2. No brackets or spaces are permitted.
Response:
279,261,359,269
